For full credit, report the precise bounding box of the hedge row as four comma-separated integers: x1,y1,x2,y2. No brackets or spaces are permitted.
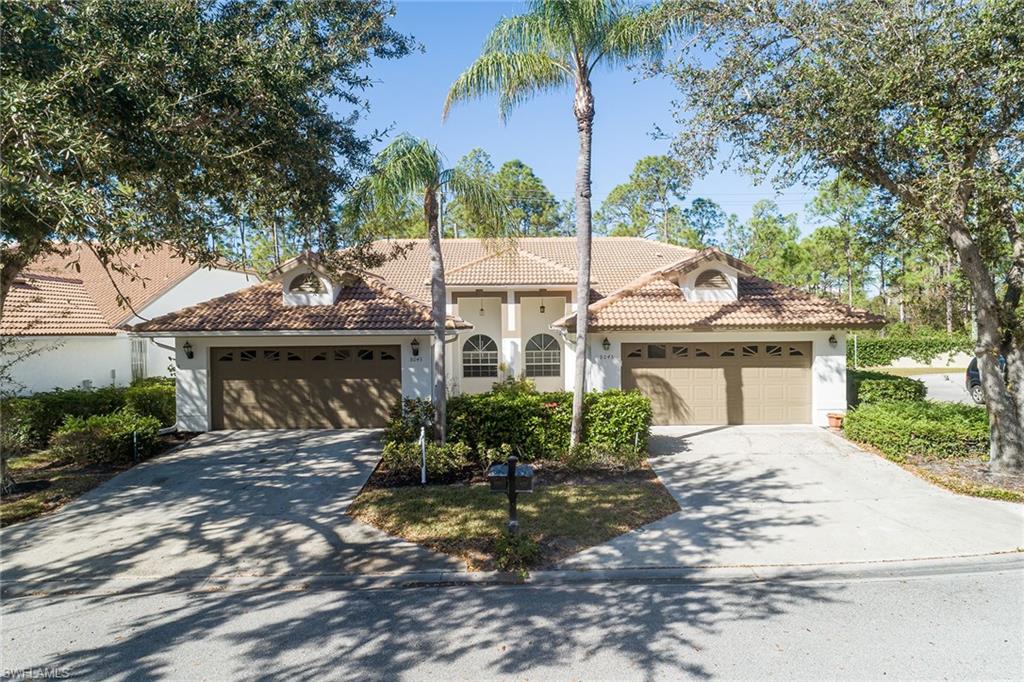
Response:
382,386,652,477
1,379,176,451
848,369,927,406
844,401,989,461
50,410,163,465
849,333,972,367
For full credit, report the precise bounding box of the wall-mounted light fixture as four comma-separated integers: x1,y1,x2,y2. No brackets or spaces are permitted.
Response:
410,338,420,357
828,334,837,348
602,337,611,352
183,341,194,359
539,298,546,314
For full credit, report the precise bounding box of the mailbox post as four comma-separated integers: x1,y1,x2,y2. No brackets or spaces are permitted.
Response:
488,454,534,534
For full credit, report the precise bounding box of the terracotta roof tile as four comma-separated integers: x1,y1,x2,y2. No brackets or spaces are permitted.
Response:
1,274,116,336
444,248,578,286
131,274,470,334
555,272,885,331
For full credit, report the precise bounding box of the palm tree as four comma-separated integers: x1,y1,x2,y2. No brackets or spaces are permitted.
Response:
349,135,505,441
443,0,690,446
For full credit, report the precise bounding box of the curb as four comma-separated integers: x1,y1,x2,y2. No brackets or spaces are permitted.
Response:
4,551,1022,599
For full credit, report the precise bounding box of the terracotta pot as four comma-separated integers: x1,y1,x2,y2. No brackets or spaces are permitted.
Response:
827,413,845,429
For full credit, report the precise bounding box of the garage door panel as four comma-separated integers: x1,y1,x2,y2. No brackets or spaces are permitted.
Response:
624,341,811,425
211,346,400,429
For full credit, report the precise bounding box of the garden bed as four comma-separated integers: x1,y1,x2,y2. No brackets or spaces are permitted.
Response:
1,432,196,526
348,467,680,571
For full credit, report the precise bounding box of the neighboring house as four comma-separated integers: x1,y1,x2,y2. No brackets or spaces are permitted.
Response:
129,237,883,431
1,244,254,394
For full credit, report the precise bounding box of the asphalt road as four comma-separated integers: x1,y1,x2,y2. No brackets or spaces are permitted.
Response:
913,371,976,404
3,564,1022,680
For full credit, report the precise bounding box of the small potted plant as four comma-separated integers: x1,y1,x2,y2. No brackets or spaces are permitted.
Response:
827,412,845,429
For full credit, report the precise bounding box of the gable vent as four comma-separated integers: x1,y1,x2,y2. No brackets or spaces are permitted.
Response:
695,269,729,289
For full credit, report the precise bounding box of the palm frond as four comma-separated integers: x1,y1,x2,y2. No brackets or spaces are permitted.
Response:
441,167,511,239
597,3,695,70
443,52,571,122
482,12,565,55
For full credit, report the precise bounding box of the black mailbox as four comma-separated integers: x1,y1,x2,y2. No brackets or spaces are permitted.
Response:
488,463,534,493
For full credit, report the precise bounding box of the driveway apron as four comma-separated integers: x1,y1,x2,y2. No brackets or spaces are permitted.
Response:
562,426,1024,569
1,430,459,591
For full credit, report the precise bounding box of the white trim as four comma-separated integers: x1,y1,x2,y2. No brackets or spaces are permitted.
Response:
129,328,467,338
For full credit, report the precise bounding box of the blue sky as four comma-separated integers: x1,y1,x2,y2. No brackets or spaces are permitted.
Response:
348,0,817,229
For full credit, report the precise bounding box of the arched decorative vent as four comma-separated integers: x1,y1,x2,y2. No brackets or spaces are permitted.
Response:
462,334,498,378
695,269,729,289
289,272,324,294
525,334,560,377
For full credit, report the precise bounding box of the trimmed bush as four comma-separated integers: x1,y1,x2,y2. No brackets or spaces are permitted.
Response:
584,389,652,454
844,401,989,461
848,369,926,406
378,440,474,479
849,331,972,368
383,398,435,444
50,410,162,465
447,391,552,460
1,386,127,450
125,382,176,426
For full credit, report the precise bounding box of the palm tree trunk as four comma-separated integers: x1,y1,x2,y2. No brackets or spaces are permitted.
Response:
424,187,448,442
570,81,595,448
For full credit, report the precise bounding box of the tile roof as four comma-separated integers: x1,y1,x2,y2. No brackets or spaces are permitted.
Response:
8,244,224,335
369,237,698,302
554,271,885,331
0,274,116,336
131,273,471,334
444,248,578,286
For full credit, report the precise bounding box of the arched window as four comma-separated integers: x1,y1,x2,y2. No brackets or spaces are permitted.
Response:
695,269,729,289
462,334,498,377
289,272,324,294
525,334,560,377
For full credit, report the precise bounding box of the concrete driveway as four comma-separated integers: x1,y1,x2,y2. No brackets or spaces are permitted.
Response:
562,426,1024,570
1,430,459,592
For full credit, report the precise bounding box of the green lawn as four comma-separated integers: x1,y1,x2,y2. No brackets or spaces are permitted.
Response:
348,473,680,570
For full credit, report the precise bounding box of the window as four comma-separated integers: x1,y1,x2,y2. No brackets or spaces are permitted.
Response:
695,347,711,358
626,346,642,358
463,334,498,377
788,345,804,357
263,350,280,362
742,345,759,357
217,351,234,362
647,344,666,359
720,346,736,358
334,349,351,361
240,350,257,362
289,272,323,293
286,351,302,361
130,338,147,381
380,350,397,361
525,334,560,377
766,344,783,357
357,349,374,361
671,345,689,358
695,269,729,289
311,352,328,361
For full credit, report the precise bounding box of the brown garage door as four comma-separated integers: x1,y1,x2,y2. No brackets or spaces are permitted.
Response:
210,346,401,429
622,342,811,425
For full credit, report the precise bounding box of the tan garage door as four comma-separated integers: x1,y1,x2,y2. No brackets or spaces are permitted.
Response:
622,342,811,425
210,346,401,429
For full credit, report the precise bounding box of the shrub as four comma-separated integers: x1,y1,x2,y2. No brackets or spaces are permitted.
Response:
1,386,127,450
130,376,175,388
378,440,474,479
382,398,435,444
493,531,541,572
849,331,972,367
584,389,652,454
447,391,552,460
50,410,162,465
844,400,989,461
124,382,176,426
848,369,926,406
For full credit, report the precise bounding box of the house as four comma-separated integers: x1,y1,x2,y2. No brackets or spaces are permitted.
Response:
1,244,254,394
128,237,884,430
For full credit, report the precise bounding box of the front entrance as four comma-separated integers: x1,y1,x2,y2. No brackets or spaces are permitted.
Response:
210,345,401,429
622,341,811,425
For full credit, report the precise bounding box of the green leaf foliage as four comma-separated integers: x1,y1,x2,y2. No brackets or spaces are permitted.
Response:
844,401,989,462
124,383,176,427
849,333,973,368
378,441,474,482
1,386,128,450
50,410,162,466
848,369,927,406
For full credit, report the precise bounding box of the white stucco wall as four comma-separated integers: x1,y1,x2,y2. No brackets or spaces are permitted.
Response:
3,336,132,394
587,330,847,427
173,334,431,431
449,296,502,395
519,295,567,393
